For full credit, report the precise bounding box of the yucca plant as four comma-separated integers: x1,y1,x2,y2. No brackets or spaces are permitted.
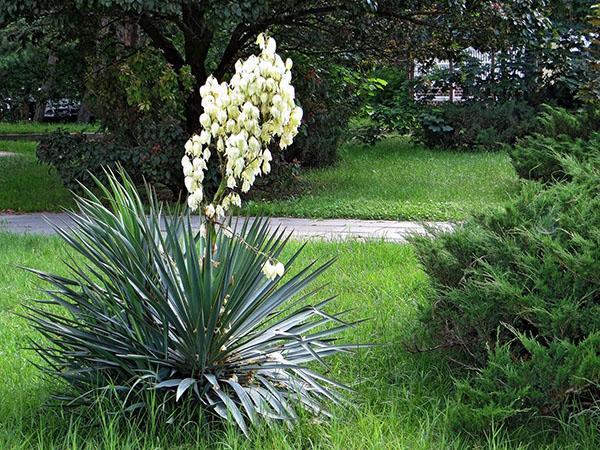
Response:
26,170,360,434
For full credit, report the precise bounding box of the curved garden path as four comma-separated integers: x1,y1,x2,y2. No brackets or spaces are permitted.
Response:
0,212,454,243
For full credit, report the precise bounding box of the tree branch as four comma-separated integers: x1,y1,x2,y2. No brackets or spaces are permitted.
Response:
138,15,185,70
374,7,442,27
214,23,247,79
214,5,349,78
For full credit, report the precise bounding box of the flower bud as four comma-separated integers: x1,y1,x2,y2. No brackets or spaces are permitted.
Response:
204,204,215,219
184,138,194,154
199,113,211,128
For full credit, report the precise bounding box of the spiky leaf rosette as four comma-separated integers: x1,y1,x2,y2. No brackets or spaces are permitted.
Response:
26,170,359,434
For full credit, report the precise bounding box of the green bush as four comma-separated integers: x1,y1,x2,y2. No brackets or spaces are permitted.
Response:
453,332,600,432
37,122,186,199
348,67,421,146
418,112,454,147
510,133,600,183
367,68,421,136
347,121,387,147
510,106,600,184
417,101,536,151
284,62,360,167
412,155,600,431
532,105,600,140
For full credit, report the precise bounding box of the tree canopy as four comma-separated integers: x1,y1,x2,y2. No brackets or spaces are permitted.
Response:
0,0,555,131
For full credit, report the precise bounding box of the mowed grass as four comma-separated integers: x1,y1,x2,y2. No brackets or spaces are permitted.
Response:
0,141,74,212
0,136,516,220
243,137,519,221
0,232,595,449
0,121,99,134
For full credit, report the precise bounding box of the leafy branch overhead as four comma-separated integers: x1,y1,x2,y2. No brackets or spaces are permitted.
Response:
0,0,553,132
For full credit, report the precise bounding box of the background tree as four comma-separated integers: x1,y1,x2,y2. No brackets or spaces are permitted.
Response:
0,17,90,121
0,0,553,130
2,0,556,193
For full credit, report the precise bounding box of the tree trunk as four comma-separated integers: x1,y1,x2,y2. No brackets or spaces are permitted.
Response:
179,3,213,135
122,17,139,47
448,58,454,103
77,92,93,122
185,89,203,134
406,46,415,101
33,53,59,122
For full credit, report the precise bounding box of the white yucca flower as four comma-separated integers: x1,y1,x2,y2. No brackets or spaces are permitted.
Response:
183,33,302,215
182,33,303,279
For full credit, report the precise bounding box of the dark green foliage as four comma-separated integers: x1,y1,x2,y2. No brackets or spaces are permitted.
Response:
37,124,186,199
412,155,600,430
532,105,600,140
418,113,454,147
453,332,600,432
348,122,388,147
510,133,599,183
367,67,421,136
0,18,88,121
26,170,358,434
36,42,192,198
284,63,360,167
510,106,600,184
87,45,190,136
349,67,422,146
417,101,536,151
246,153,304,200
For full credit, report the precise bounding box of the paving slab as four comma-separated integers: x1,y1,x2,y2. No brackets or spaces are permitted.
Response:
0,212,455,242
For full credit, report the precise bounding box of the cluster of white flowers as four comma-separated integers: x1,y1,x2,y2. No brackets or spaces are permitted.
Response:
182,33,303,220
183,33,302,281
262,260,285,280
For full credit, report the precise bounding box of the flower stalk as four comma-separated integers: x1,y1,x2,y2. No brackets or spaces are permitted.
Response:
182,33,303,279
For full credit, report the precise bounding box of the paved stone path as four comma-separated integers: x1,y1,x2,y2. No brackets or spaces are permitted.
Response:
0,212,454,243
0,151,17,157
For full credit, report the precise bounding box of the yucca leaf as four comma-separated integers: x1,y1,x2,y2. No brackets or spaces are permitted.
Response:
175,378,197,401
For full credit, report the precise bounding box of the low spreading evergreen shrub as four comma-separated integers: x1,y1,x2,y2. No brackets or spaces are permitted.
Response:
532,105,600,140
412,155,600,431
510,133,600,184
510,105,600,184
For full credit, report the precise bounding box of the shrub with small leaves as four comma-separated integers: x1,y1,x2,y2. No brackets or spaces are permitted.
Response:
417,101,535,151
510,133,600,183
532,104,600,140
412,155,600,431
510,105,600,184
284,62,362,167
37,122,186,199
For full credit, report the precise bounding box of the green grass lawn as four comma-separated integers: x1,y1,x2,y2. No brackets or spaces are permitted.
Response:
0,141,74,212
0,232,594,449
0,137,516,220
0,121,100,134
243,137,519,221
